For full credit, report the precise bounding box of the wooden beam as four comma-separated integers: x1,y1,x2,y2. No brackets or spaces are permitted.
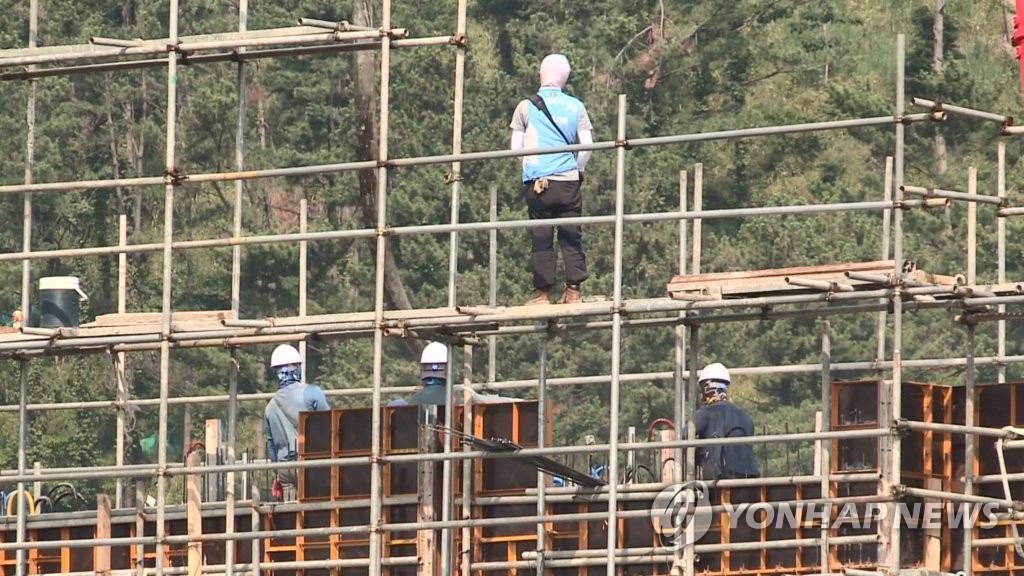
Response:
660,429,678,484
205,420,222,502
186,450,203,576
83,310,236,327
668,260,897,286
417,408,437,576
95,494,111,576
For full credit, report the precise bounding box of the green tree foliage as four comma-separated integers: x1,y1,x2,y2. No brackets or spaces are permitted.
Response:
0,0,1021,499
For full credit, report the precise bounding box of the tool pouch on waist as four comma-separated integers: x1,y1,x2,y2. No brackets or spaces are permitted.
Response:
532,179,550,195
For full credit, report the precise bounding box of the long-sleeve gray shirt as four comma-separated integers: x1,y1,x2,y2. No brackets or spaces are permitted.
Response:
264,382,330,463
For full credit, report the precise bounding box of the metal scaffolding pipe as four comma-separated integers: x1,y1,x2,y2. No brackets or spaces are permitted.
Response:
522,533,879,560
900,185,1005,206
0,199,902,263
0,426,887,484
7,350,1024,414
908,97,1010,124
0,36,452,82
0,28,393,68
901,486,1022,509
997,206,1024,217
0,116,933,197
898,420,1016,438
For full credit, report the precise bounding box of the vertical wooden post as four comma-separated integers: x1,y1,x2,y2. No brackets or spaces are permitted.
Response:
186,449,203,576
205,419,222,502
418,406,438,576
660,429,677,483
95,494,111,576
813,412,823,476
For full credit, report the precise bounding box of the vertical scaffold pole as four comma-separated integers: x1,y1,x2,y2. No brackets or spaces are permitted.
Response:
536,336,549,575
820,321,832,568
673,169,688,487
224,1,248,572
682,163,703,576
155,0,181,571
369,0,394,573
605,93,628,576
16,1,37,573
997,143,1006,384
885,32,906,575
440,1,468,569
877,156,893,366
963,166,978,574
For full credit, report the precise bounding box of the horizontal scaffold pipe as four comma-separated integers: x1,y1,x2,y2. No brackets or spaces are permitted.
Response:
520,533,880,561
5,352,1024,413
0,35,449,81
908,97,1011,125
0,114,935,196
466,493,882,515
901,486,1024,510
6,556,419,576
901,185,1006,206
0,427,888,484
470,535,876,570
0,200,898,263
0,502,883,552
0,27,396,68
898,420,1020,439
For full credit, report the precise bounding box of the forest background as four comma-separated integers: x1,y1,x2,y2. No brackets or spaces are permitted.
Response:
0,0,1022,504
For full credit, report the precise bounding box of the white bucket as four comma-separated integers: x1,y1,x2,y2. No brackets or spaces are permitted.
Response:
39,276,88,328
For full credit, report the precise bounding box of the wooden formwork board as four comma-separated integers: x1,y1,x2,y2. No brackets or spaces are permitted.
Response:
667,260,901,299
0,513,252,575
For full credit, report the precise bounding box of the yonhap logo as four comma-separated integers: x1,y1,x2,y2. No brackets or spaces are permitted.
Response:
650,481,713,549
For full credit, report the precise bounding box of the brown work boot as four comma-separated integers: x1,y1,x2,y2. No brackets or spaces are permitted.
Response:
524,289,551,306
558,284,582,304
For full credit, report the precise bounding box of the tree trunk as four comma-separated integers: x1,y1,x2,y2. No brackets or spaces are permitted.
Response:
933,0,947,176
352,0,422,360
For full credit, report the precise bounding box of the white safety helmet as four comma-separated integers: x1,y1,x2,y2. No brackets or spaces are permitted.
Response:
270,344,302,368
420,342,448,379
698,362,730,406
697,362,730,386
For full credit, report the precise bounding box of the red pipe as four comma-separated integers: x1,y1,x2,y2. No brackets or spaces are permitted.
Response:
646,417,675,442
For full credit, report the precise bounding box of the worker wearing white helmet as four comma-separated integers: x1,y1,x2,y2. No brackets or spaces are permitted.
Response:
263,344,330,494
693,362,760,481
402,342,462,406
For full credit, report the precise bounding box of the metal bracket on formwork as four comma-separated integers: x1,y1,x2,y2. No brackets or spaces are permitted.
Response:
449,33,468,47
616,138,633,151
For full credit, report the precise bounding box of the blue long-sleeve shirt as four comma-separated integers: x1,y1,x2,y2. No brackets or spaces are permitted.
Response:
264,382,330,463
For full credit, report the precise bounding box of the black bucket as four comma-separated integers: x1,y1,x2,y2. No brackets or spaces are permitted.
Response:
39,276,88,329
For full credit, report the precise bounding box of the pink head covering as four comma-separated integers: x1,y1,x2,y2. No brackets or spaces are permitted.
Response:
540,54,571,89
